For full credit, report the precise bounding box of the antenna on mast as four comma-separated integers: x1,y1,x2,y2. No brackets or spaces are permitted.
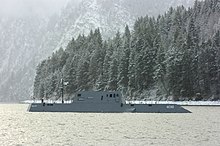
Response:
61,78,64,103
60,78,69,104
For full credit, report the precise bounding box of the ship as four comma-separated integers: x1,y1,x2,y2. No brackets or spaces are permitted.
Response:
28,91,191,113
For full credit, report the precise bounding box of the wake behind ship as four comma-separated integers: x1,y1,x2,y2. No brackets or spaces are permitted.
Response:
28,91,191,113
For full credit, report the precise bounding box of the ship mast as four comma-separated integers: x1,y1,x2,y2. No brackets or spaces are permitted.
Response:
60,78,69,103
60,78,64,103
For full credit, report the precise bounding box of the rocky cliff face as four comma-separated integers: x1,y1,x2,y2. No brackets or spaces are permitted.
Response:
0,0,195,101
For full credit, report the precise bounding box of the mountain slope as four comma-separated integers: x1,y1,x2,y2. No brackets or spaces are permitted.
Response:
0,0,195,101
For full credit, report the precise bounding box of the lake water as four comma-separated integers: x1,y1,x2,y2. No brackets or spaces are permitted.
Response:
0,104,219,146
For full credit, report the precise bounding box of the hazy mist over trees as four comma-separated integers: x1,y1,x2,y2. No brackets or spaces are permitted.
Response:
0,0,70,17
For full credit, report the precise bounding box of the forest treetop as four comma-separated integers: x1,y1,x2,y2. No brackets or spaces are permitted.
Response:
34,0,220,101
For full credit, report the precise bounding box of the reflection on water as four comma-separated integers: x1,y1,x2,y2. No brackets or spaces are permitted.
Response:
0,104,219,146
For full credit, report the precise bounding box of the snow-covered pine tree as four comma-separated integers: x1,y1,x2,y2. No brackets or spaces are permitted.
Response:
107,58,118,91
118,25,131,93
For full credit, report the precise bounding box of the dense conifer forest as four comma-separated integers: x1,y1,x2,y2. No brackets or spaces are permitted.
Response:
33,0,220,101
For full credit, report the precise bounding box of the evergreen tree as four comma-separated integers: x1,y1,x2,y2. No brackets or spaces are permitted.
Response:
108,58,118,91
88,29,104,89
76,59,90,90
96,41,108,90
128,43,136,98
211,31,220,99
118,25,131,92
101,42,113,90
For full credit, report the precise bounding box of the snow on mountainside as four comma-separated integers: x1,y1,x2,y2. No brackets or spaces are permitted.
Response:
0,0,195,101
0,17,48,101
123,0,194,17
55,0,135,51
55,0,195,51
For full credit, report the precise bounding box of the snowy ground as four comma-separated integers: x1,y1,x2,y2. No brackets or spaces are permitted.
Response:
20,100,72,104
126,100,220,106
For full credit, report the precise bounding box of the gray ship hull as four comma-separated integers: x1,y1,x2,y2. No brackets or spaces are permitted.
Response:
28,102,191,113
28,91,190,113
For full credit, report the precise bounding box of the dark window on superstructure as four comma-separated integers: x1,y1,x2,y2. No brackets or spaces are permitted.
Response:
131,104,134,106
101,96,103,100
121,103,123,107
78,94,81,97
116,94,119,97
106,94,108,97
148,104,152,107
110,94,112,97
113,94,115,98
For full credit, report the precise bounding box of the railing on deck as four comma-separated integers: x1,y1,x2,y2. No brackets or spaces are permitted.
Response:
22,100,73,104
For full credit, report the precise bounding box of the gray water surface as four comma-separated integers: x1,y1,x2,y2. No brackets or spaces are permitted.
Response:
0,104,219,146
